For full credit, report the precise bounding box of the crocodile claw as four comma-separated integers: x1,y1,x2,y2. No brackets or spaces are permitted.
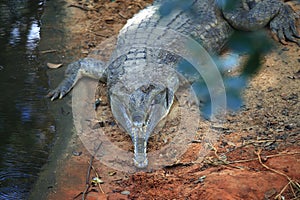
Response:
270,4,300,46
47,86,69,101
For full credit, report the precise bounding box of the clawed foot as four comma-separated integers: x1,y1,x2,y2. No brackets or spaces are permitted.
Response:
47,85,70,101
270,4,300,46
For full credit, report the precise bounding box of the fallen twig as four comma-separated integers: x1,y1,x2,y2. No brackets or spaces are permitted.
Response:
40,49,57,54
68,4,95,11
118,12,127,19
88,161,104,194
228,151,300,164
256,149,292,181
94,33,109,38
225,139,284,154
205,143,242,169
163,162,194,169
255,149,300,199
73,155,93,200
74,143,103,200
82,155,94,200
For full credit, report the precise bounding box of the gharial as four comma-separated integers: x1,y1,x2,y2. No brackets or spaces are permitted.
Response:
47,0,299,168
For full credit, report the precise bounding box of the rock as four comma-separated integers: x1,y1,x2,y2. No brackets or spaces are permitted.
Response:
121,190,130,195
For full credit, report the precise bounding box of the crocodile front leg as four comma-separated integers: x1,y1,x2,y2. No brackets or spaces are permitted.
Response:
222,0,300,45
47,57,107,101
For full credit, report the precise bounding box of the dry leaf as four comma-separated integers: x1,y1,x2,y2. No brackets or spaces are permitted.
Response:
47,62,63,69
91,177,104,184
108,171,116,176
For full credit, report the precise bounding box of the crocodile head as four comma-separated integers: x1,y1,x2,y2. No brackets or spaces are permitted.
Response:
110,83,175,168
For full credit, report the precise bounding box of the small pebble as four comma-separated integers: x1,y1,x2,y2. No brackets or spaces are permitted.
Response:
72,151,82,156
264,188,277,199
94,98,101,110
99,121,105,127
49,125,56,133
92,122,104,129
267,87,274,92
121,190,130,195
109,121,116,126
294,70,300,79
281,109,289,116
81,50,89,54
194,176,206,184
284,124,294,130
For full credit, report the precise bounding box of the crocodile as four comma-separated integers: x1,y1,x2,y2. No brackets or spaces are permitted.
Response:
48,0,299,168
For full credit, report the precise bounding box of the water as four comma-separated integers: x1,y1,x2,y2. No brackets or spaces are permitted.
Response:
0,0,57,199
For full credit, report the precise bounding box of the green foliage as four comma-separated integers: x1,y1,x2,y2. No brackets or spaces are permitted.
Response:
228,31,273,77
157,0,274,116
159,0,194,16
216,0,240,11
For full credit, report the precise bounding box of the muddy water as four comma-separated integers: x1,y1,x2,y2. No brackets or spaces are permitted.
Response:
0,0,69,199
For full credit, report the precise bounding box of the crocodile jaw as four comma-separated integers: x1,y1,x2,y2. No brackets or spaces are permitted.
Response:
131,127,148,168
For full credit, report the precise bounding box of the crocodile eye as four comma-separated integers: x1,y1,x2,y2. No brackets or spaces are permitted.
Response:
165,88,169,108
150,89,170,110
152,92,164,105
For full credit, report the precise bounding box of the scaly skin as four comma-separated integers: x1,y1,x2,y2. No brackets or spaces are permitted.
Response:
47,0,299,168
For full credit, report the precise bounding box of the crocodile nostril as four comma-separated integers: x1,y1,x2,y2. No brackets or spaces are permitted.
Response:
133,115,143,126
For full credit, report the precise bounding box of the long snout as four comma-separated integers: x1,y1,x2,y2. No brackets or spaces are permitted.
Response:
131,127,148,168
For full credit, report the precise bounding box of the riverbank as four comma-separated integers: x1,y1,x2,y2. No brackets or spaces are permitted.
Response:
28,0,77,199
32,0,299,199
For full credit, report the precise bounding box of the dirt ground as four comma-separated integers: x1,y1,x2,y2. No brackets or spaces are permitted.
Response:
45,0,299,199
